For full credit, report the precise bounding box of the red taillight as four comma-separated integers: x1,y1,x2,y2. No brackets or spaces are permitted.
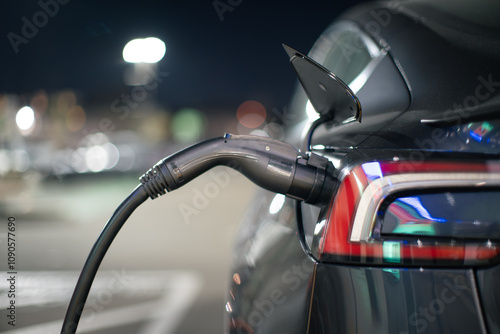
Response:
317,161,500,266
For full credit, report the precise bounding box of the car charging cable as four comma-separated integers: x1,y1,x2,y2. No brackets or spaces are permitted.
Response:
60,133,336,334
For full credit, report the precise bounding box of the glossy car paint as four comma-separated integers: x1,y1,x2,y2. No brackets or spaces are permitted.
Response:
226,1,500,333
227,191,312,333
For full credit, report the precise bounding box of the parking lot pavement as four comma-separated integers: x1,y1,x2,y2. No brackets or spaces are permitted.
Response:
0,168,258,333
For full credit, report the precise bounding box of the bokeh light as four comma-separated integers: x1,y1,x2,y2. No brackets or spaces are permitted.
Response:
30,91,49,114
71,148,89,173
249,129,269,137
0,150,11,175
85,145,108,172
16,106,35,131
65,105,86,132
123,37,166,63
12,149,31,172
171,108,205,143
103,142,120,169
56,91,77,114
115,144,136,171
236,100,267,129
263,122,285,140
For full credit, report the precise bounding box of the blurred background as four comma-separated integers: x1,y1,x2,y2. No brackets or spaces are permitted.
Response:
0,1,362,333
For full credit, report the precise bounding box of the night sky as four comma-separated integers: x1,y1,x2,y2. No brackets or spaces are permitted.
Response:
1,1,365,112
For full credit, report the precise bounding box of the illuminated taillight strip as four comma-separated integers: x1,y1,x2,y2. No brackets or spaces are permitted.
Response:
319,161,500,266
350,172,500,242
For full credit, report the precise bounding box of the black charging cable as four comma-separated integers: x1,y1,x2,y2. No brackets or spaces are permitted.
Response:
61,133,336,333
60,185,148,333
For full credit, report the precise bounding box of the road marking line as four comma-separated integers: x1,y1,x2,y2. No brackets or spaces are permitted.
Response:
0,270,202,334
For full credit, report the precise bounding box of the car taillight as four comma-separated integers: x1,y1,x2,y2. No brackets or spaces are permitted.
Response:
317,161,500,266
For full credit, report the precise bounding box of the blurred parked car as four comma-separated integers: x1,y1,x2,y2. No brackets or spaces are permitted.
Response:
225,1,500,333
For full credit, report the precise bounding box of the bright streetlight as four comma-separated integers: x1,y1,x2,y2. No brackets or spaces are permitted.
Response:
16,106,35,131
123,37,166,63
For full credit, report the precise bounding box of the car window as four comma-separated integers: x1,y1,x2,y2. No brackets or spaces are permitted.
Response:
308,22,383,92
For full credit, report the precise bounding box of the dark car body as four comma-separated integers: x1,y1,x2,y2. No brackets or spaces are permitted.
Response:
225,1,500,333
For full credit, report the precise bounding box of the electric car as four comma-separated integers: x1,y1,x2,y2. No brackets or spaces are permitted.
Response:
225,1,500,333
